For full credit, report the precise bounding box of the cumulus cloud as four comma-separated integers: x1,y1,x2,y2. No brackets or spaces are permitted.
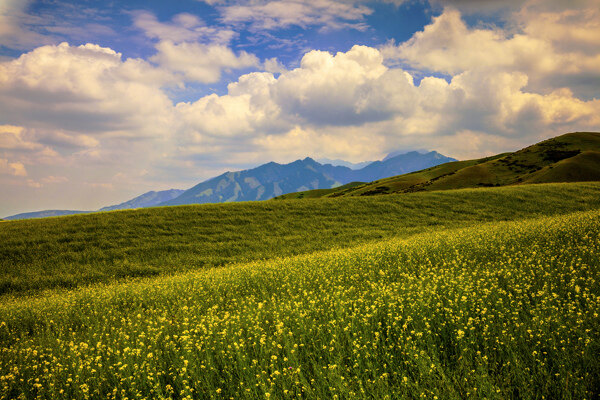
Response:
382,7,600,98
0,43,182,214
0,42,175,135
272,46,417,125
169,43,600,163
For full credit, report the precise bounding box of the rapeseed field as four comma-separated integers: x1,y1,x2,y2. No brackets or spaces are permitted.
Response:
1,209,598,399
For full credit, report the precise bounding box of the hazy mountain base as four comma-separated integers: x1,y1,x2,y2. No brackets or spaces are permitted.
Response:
1,182,600,296
1,209,598,399
4,189,184,220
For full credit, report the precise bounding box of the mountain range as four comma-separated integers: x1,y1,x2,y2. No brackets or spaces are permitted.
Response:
3,150,456,220
160,151,454,206
275,132,600,199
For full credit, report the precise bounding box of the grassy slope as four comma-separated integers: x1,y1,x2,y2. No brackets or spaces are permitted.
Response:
276,132,600,199
274,181,364,200
1,210,598,399
1,182,600,296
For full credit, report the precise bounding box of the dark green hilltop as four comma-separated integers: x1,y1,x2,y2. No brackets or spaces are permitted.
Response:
274,131,600,199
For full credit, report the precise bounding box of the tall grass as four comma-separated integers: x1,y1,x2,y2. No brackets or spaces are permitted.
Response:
1,182,600,296
1,210,598,399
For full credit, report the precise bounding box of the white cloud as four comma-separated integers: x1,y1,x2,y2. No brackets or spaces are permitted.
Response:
42,175,68,184
0,0,51,49
0,158,27,176
151,40,259,83
382,7,600,98
272,46,417,125
132,11,261,84
0,42,176,136
211,0,373,31
0,125,42,150
263,57,287,74
254,125,388,162
133,11,236,45
170,43,600,164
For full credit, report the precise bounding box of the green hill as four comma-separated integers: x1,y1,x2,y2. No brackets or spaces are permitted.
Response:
274,132,600,199
1,182,600,296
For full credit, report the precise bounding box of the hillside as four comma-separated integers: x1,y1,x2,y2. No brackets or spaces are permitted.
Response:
1,182,600,296
160,151,455,206
2,209,599,399
275,132,600,199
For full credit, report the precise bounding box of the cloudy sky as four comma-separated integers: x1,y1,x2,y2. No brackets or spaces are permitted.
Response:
1,0,599,216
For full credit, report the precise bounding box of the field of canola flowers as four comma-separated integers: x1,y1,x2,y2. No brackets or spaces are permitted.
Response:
1,210,599,399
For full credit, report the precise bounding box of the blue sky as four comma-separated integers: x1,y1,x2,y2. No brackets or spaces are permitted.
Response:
1,0,599,216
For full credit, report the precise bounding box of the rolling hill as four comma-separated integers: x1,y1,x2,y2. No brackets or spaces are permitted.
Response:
1,181,600,295
274,131,600,199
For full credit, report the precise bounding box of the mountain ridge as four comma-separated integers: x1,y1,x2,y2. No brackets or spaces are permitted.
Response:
274,132,600,199
100,189,184,212
3,150,457,219
159,151,456,206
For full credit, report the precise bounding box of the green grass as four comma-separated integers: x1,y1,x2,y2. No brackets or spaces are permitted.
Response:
1,182,600,296
1,209,598,399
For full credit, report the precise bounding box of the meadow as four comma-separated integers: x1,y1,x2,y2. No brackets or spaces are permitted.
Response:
0,209,598,399
2,182,600,296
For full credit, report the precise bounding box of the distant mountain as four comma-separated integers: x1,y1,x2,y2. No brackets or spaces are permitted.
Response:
161,151,456,206
4,150,457,219
4,210,91,221
317,158,374,170
100,189,184,212
383,149,427,161
4,189,183,220
275,132,600,199
352,151,455,182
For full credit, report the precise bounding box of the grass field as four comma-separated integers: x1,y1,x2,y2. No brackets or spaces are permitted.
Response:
1,209,598,399
1,182,600,296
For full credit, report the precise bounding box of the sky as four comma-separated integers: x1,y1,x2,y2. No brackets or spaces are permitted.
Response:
0,0,599,216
